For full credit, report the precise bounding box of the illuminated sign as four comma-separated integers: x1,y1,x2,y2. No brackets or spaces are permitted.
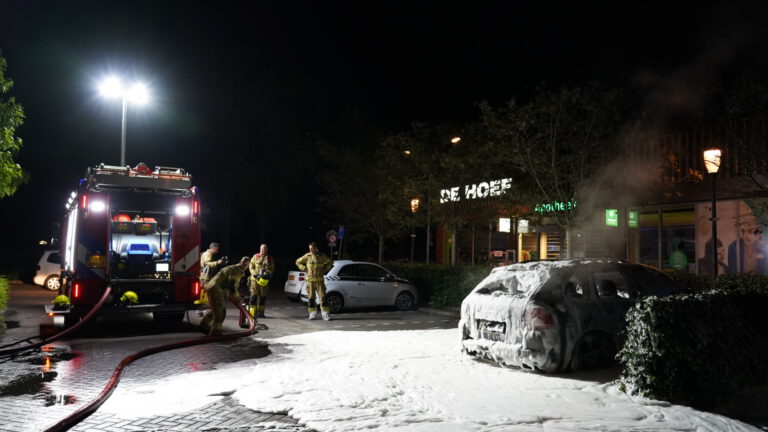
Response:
535,200,575,213
628,211,638,228
606,209,618,227
440,178,513,203
498,218,511,233
518,219,529,233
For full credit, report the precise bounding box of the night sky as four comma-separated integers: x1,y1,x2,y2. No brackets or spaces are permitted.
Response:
2,1,768,276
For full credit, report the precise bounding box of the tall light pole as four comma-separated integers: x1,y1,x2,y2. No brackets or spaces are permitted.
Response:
704,148,722,277
410,198,420,262
98,77,150,166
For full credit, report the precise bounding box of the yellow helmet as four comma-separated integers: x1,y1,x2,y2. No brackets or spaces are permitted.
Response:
52,295,70,307
256,276,269,287
120,291,139,304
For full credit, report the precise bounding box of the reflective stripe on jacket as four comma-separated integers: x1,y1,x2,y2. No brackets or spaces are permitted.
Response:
295,252,333,282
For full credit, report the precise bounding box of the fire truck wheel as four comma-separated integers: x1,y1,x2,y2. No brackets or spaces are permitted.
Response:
44,275,61,291
152,311,186,323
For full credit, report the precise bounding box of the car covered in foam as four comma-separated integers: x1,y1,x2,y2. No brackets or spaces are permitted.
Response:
459,259,681,372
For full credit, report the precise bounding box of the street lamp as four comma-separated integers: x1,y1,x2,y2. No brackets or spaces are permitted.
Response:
98,76,150,166
703,148,722,277
410,198,420,262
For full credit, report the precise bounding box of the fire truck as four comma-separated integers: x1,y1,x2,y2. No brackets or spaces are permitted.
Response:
49,163,202,325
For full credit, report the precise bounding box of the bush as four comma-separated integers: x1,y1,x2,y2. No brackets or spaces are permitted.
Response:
383,263,491,308
665,269,712,293
0,276,9,332
619,289,768,411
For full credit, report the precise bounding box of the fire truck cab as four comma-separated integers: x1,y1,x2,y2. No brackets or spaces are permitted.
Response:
49,163,202,325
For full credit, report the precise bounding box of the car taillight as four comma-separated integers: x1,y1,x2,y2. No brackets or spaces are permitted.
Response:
193,280,200,296
525,306,554,331
299,272,305,281
73,283,81,299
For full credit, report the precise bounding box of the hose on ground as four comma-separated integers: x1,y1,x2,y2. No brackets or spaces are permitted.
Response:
0,286,113,357
44,296,256,432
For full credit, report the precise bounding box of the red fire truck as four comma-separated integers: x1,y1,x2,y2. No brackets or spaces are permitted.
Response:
49,163,202,325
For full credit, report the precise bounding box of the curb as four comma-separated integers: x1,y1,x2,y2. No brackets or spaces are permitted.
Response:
418,307,460,319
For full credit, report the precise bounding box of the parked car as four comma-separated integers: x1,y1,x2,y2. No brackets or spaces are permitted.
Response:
34,250,62,291
284,260,418,313
459,259,681,373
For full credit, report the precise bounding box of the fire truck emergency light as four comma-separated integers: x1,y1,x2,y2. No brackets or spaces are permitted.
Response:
175,204,190,216
89,200,106,212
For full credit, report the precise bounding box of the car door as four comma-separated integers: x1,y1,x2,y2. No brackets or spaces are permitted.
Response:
333,264,367,307
353,264,394,306
591,267,637,338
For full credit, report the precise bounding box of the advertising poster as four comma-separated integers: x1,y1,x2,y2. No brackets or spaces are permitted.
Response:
695,198,768,276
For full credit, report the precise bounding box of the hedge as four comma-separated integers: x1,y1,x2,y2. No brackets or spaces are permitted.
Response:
0,276,9,332
383,263,491,308
619,287,768,411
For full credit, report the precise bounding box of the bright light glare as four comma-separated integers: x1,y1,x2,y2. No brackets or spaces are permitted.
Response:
175,205,190,216
155,262,169,272
451,136,461,144
703,148,722,174
89,200,106,212
128,83,150,105
99,76,124,98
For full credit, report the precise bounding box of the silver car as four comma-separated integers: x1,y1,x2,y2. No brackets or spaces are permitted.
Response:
34,250,61,291
285,260,418,313
459,259,681,373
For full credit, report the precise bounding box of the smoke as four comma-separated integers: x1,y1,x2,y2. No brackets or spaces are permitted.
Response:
568,3,768,257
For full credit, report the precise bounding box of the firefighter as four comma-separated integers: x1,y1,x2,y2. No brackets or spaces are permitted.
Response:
199,256,250,336
295,242,333,320
197,242,224,306
248,243,275,318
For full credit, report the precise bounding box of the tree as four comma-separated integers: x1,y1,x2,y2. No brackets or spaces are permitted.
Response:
480,83,624,256
379,122,504,265
0,52,25,198
318,113,412,263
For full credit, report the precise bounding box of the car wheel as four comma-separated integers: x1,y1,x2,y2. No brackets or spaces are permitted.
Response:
44,275,61,291
394,292,414,311
325,293,344,313
569,332,615,371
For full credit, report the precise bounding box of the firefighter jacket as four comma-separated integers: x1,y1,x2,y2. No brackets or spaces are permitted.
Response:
249,253,275,279
206,264,245,296
200,249,221,282
295,252,333,282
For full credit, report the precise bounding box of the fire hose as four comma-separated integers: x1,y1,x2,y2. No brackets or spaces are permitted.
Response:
44,296,255,432
0,287,113,357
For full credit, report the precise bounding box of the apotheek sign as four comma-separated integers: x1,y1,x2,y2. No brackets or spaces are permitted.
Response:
440,178,513,203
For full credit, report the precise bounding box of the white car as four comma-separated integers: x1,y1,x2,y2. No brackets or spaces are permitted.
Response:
284,260,418,313
34,250,62,291
459,259,681,372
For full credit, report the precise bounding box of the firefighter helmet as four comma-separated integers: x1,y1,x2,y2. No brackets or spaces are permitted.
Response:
52,295,70,307
256,276,270,287
120,291,139,304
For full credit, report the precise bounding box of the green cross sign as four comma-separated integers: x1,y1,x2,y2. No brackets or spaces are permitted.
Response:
606,209,618,227
628,211,638,228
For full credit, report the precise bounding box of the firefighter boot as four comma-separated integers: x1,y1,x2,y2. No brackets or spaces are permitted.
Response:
321,311,331,321
257,298,266,318
308,310,317,320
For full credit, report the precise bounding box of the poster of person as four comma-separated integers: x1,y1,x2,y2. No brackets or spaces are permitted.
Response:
695,199,768,275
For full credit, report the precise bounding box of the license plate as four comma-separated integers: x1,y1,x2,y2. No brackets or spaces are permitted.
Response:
478,320,506,341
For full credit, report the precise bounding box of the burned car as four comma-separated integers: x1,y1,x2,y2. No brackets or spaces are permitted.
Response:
459,259,681,372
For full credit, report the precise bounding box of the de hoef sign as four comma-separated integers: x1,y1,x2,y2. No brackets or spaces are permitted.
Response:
440,178,513,203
